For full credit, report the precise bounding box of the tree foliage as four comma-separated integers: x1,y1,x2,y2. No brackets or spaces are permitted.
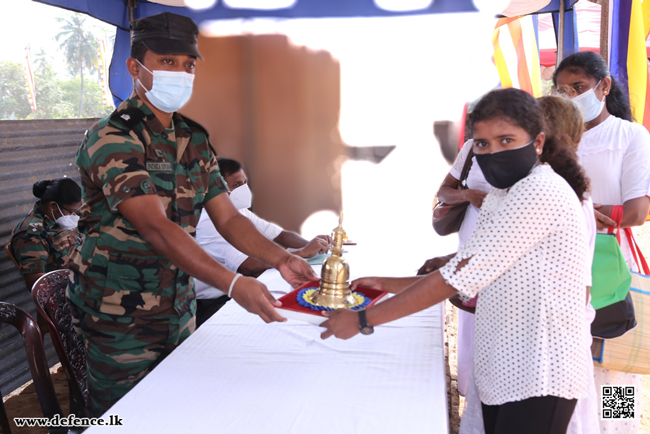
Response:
0,59,111,120
0,62,32,120
0,12,115,121
56,13,99,116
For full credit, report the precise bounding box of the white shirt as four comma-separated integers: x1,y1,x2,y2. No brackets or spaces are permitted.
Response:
449,140,493,249
439,165,590,405
194,208,283,299
578,115,650,267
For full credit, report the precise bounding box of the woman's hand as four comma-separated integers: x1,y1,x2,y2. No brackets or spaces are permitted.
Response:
320,309,360,340
350,276,384,291
465,189,487,208
593,203,616,230
417,253,455,275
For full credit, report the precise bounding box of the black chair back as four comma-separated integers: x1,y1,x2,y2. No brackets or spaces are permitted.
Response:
0,302,65,434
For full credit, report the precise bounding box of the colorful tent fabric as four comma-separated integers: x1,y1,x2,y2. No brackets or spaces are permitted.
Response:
610,0,650,129
492,16,543,97
34,0,479,31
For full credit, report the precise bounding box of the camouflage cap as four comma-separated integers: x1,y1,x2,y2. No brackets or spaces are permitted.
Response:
130,12,203,60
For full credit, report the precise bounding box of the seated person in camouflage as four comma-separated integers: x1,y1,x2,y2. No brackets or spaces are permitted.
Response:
67,12,318,417
9,178,82,289
194,157,332,327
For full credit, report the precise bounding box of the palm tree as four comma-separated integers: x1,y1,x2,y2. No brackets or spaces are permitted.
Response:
33,48,53,76
56,13,99,116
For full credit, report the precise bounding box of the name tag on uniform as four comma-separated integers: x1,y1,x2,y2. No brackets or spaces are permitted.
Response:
146,161,173,172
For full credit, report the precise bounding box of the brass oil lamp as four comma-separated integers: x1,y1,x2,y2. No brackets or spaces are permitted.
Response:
309,213,357,309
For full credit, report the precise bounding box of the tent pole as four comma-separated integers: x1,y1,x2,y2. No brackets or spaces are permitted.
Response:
129,0,136,24
600,0,609,65
557,0,565,65
129,0,137,90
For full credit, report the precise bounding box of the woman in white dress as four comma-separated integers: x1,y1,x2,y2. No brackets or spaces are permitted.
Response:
322,88,592,434
432,139,492,400
554,51,650,434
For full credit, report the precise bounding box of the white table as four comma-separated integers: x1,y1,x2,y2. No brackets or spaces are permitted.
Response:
87,249,448,434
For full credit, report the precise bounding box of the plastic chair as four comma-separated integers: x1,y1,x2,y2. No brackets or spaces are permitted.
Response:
0,302,66,434
32,270,88,417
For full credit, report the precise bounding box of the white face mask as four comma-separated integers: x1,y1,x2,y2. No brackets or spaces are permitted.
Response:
571,79,606,122
53,203,79,230
137,61,195,113
229,184,252,210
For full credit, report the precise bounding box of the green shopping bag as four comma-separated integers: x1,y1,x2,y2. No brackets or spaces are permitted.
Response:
592,226,650,373
590,233,632,310
590,206,636,339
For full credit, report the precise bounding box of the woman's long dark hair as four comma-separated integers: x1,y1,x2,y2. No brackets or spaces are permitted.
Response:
553,51,632,122
33,178,81,206
470,88,589,201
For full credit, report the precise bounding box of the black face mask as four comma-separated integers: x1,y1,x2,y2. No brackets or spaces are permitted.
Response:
475,140,538,189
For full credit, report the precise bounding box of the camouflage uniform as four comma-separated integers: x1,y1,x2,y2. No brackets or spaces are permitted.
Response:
68,93,226,416
10,202,80,277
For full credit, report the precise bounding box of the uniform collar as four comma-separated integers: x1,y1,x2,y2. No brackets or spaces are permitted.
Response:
116,93,194,161
122,92,193,138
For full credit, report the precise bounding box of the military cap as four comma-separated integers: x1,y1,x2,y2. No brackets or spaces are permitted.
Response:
130,12,203,60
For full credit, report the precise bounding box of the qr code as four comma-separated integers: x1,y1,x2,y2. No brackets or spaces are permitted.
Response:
601,385,636,419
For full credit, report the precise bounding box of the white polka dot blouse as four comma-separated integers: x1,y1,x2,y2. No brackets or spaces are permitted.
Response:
440,164,591,406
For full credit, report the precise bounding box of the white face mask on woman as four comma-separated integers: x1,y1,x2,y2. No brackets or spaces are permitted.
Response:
52,203,79,230
137,61,195,113
229,184,252,210
572,79,605,122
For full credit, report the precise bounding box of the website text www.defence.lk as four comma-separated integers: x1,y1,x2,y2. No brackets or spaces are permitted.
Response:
14,414,123,428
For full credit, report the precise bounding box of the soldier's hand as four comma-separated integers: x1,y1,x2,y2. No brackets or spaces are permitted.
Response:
277,255,319,288
230,275,287,323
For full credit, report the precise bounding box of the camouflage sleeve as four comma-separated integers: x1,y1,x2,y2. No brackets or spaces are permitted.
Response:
11,231,49,275
204,143,227,204
78,127,157,212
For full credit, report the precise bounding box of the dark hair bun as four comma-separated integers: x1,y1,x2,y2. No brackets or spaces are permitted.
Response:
33,180,52,199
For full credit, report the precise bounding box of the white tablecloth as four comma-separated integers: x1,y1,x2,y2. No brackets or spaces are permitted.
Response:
87,253,448,434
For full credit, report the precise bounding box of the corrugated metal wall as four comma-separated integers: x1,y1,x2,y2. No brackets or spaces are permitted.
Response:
0,118,96,398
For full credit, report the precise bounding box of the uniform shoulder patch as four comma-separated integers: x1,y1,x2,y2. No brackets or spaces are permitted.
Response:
25,222,43,235
110,106,146,131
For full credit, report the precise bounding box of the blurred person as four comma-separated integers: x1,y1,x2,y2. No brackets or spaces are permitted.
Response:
194,157,332,327
420,137,491,400
68,12,317,416
322,88,592,434
554,50,650,434
9,178,81,289
536,95,599,434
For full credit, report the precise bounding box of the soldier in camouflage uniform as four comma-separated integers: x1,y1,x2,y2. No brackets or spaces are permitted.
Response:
67,12,318,416
10,178,82,289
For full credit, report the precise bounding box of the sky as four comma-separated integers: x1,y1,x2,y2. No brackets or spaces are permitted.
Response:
0,0,115,77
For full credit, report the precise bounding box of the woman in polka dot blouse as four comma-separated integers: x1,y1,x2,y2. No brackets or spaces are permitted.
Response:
321,88,593,434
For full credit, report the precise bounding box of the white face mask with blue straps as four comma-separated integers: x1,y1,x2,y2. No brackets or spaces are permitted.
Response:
571,78,606,122
137,61,195,113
